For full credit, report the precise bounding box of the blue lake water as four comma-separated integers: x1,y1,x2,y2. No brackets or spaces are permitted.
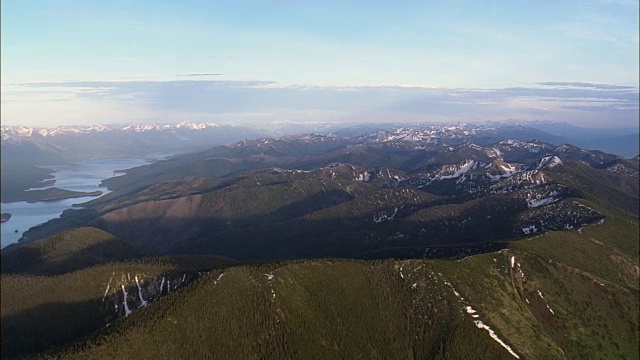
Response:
1,156,170,248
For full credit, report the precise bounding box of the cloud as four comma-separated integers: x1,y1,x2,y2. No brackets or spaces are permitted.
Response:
176,73,224,77
537,81,637,90
3,80,638,128
564,104,639,112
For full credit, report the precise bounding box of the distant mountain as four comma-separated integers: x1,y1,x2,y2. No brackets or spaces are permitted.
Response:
522,121,639,157
3,120,636,166
524,120,636,139
572,133,639,158
0,121,265,165
1,121,221,139
17,125,636,260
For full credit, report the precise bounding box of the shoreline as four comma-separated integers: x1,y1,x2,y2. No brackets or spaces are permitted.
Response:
1,188,103,204
0,213,11,223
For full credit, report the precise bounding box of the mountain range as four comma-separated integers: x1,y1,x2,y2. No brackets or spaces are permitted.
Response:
0,121,265,166
1,122,638,359
1,121,637,167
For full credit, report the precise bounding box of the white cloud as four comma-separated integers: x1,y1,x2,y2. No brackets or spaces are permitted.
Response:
2,79,637,128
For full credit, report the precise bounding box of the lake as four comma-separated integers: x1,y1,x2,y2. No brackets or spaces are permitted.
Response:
0,156,169,248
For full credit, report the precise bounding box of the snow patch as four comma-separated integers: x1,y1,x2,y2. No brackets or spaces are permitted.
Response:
546,304,555,315
526,191,560,208
121,285,132,317
135,276,148,307
442,279,462,299
102,271,115,302
522,225,538,235
500,163,518,176
474,320,520,359
437,160,476,180
103,283,111,301
214,273,224,284
355,171,371,182
537,156,563,170
374,207,398,223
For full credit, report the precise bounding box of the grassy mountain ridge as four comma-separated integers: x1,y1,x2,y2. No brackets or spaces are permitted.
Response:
20,217,639,359
1,227,237,358
1,201,637,359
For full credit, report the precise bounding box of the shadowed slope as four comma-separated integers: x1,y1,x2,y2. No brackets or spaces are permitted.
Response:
1,227,144,275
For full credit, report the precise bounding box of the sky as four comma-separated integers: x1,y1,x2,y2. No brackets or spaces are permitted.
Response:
1,0,638,128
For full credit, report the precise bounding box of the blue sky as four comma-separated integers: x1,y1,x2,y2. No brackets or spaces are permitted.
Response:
1,0,638,127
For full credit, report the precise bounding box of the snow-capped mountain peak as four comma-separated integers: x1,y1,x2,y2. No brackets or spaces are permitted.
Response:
1,121,221,139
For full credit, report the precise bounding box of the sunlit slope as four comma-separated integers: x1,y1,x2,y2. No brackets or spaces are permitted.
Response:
49,261,516,360
1,216,636,359
549,158,639,218
47,217,638,360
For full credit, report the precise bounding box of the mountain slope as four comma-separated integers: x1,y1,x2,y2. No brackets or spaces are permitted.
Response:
48,261,518,360
28,214,639,360
16,131,635,262
0,232,237,358
1,227,144,275
0,163,55,202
